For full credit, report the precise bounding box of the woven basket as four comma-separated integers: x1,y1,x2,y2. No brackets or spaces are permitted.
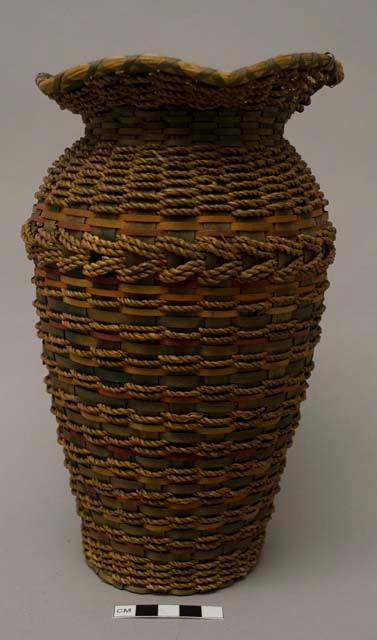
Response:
22,51,344,594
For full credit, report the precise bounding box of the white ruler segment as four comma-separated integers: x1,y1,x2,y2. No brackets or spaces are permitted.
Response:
113,604,223,619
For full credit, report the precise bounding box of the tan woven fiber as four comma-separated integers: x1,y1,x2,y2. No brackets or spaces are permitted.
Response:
22,51,343,594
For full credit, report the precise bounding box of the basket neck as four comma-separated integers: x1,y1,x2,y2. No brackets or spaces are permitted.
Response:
82,106,291,147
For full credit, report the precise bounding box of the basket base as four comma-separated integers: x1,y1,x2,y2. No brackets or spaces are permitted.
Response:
82,531,266,595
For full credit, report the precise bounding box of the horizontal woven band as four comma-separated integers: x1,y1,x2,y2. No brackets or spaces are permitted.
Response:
84,106,289,147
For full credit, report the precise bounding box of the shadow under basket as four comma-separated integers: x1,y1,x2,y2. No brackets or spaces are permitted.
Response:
22,51,344,594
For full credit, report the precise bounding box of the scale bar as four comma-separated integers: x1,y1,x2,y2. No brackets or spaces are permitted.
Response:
113,604,223,619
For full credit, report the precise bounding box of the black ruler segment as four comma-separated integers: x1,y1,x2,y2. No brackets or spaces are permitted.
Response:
179,605,203,617
135,604,159,617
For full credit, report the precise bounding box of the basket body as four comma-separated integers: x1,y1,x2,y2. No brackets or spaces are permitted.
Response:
22,53,342,594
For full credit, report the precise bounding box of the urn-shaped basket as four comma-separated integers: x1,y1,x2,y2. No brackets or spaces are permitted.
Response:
22,51,344,594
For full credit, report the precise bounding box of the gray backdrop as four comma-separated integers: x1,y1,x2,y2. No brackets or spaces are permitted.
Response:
1,1,376,638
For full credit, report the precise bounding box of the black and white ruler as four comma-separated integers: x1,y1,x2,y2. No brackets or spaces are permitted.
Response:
113,604,223,620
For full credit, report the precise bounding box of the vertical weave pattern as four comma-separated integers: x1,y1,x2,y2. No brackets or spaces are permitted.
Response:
22,102,336,594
